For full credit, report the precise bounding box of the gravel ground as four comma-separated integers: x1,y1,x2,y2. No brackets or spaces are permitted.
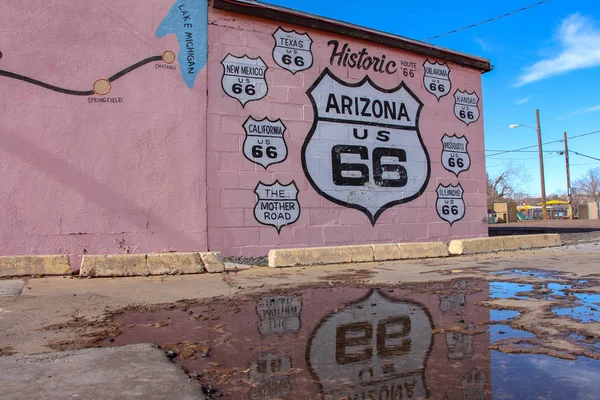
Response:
553,231,600,245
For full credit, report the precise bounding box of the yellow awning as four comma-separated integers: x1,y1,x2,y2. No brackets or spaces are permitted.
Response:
537,200,569,205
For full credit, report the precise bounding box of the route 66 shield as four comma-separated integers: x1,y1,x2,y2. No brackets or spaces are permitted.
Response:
302,68,430,225
441,134,471,177
454,90,480,126
423,60,451,101
272,27,313,74
254,181,300,233
436,183,465,225
308,290,432,399
243,117,288,169
221,54,268,107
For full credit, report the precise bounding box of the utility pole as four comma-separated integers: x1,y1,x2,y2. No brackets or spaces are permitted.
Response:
564,132,573,219
536,109,548,220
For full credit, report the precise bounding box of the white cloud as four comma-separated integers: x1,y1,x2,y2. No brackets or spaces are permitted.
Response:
514,96,532,105
569,103,600,116
515,14,600,87
474,37,491,52
586,104,600,112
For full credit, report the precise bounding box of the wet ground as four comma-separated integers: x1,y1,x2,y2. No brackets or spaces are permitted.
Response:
100,269,600,400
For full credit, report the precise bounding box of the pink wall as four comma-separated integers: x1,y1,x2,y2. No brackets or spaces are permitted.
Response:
0,0,208,263
206,9,488,257
1,1,489,260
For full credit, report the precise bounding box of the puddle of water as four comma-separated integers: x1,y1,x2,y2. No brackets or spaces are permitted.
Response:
489,324,534,342
553,297,600,323
105,280,599,399
490,309,520,322
489,269,565,279
492,352,600,399
489,282,535,299
542,283,600,323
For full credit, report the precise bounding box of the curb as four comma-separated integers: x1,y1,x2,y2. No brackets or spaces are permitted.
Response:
0,234,564,276
448,234,562,255
0,255,71,277
268,242,448,268
79,252,225,277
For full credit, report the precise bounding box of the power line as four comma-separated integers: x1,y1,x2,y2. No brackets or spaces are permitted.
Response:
486,142,557,157
485,129,600,158
570,151,600,163
485,150,558,153
425,0,549,41
569,129,600,140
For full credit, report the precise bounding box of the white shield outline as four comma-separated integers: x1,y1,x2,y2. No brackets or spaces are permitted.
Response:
423,60,451,101
249,352,293,399
441,134,471,177
221,54,268,107
242,116,288,169
436,183,465,225
306,289,434,399
272,26,313,74
301,68,431,226
253,180,300,234
453,89,480,126
255,296,302,335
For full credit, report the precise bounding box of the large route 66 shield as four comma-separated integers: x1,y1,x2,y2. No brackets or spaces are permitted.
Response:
441,134,471,177
454,89,480,126
254,181,300,233
302,68,430,225
221,54,268,107
423,60,451,101
243,117,288,169
272,27,313,74
307,290,432,400
436,183,465,225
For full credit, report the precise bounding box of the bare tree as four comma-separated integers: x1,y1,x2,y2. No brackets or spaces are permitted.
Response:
487,163,529,205
572,168,600,203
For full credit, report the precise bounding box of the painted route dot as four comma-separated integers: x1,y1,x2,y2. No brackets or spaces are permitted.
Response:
162,51,176,64
93,79,111,96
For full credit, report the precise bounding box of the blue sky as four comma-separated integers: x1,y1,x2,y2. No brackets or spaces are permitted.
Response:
266,0,600,196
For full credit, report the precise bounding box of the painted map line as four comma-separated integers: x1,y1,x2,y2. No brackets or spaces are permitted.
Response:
0,52,174,96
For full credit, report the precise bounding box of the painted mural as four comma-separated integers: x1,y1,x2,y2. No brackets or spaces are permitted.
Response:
208,3,487,255
302,70,429,225
0,0,209,258
0,0,207,94
0,0,488,258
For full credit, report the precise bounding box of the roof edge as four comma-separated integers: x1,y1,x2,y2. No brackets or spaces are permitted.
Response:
211,0,492,73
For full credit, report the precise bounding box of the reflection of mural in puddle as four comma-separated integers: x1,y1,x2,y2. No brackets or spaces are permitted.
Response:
256,296,301,335
308,290,432,399
104,280,599,399
249,352,291,400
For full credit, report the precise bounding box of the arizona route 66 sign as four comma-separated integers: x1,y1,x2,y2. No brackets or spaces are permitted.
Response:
243,117,288,169
454,89,480,126
307,290,432,400
221,54,268,107
254,181,300,233
423,60,451,101
441,134,471,177
272,27,313,74
436,183,465,225
302,69,430,225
